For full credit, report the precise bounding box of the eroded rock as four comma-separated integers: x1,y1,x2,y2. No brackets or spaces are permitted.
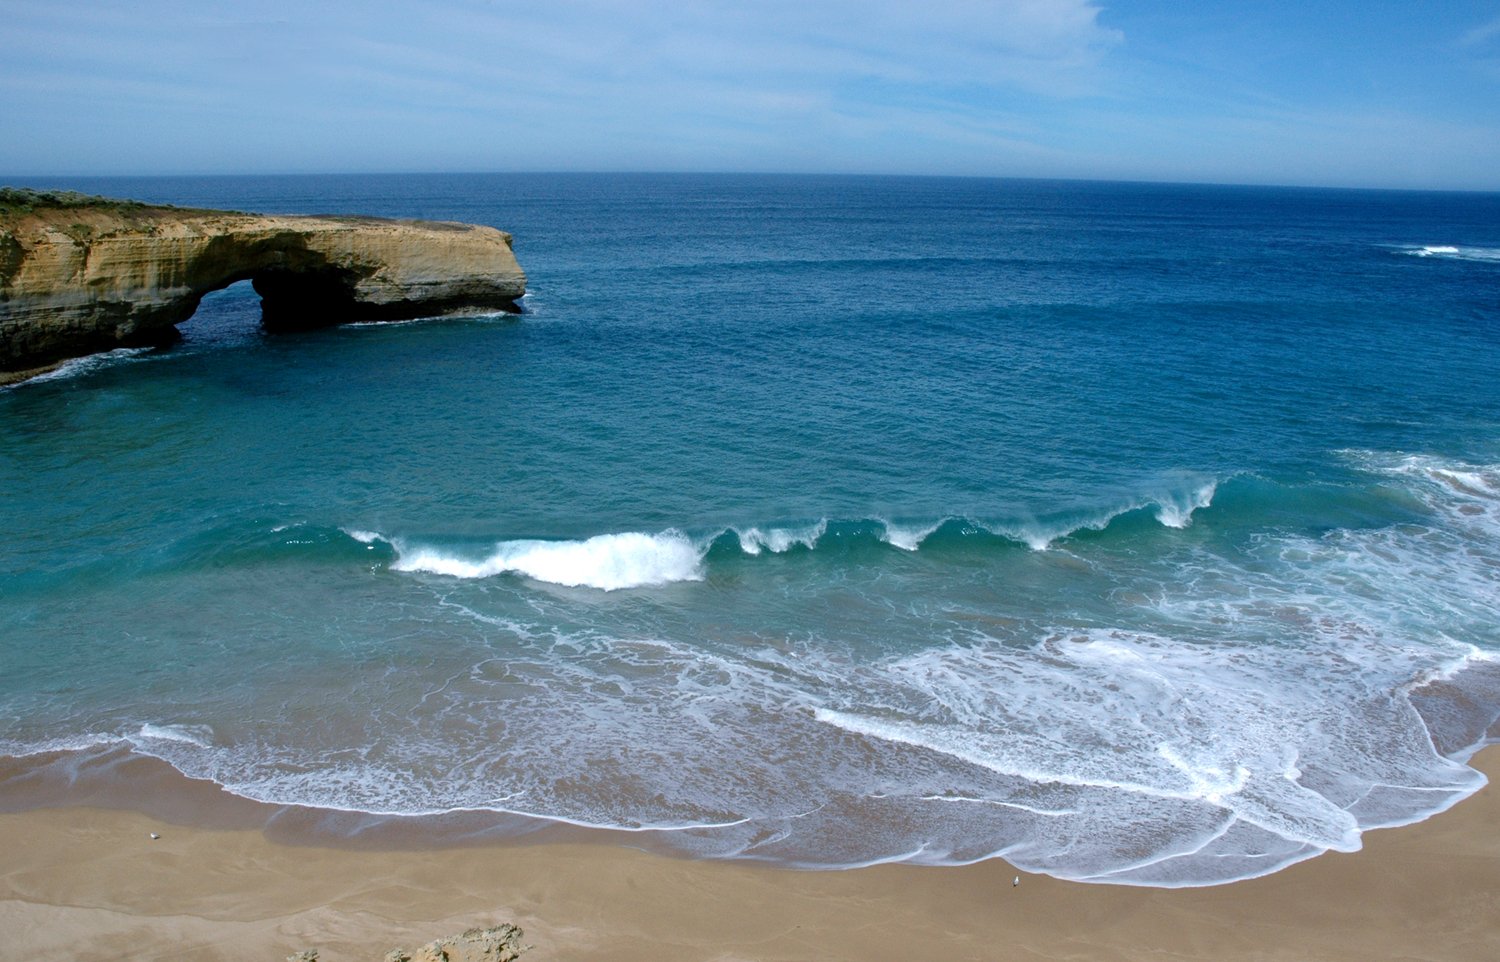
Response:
383,924,529,962
0,192,526,382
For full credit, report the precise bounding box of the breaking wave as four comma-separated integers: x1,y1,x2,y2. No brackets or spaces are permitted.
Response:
1,347,156,390
347,478,1227,589
1396,244,1500,263
390,530,705,590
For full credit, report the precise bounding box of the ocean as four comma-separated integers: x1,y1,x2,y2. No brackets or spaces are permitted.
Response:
2,173,1498,887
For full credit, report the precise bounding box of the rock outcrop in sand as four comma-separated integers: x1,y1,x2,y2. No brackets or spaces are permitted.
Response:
383,924,528,962
0,189,526,383
285,924,528,962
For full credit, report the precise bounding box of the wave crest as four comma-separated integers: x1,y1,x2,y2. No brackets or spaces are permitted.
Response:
734,521,827,555
391,530,704,590
1396,244,1500,263
351,477,1231,590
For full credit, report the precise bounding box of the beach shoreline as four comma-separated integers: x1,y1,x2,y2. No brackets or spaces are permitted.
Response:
3,746,1496,961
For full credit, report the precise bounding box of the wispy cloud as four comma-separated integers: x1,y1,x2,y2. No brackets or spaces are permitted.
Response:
0,1,1123,105
2,1,1498,187
1,0,1125,174
1459,14,1500,47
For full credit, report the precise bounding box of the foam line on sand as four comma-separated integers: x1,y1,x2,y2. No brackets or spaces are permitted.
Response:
2,747,1499,961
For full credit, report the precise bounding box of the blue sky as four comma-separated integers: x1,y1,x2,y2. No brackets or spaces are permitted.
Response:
3,1,1498,189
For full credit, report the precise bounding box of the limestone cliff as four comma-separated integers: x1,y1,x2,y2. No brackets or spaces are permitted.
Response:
0,190,526,383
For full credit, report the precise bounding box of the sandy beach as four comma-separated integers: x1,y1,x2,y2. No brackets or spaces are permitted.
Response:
0,747,1494,961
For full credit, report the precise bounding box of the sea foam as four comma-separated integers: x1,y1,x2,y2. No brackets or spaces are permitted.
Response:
133,723,214,748
2,347,154,389
1153,481,1217,528
734,520,827,555
391,530,704,590
879,518,945,551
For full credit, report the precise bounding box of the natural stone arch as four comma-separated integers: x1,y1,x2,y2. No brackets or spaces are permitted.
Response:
1,200,526,381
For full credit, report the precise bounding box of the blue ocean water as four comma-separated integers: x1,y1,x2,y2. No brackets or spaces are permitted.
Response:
3,174,1499,886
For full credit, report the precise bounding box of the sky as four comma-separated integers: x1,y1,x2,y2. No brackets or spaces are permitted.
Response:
3,1,1499,189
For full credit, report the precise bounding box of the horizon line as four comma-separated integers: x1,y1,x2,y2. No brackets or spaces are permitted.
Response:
4,170,1500,197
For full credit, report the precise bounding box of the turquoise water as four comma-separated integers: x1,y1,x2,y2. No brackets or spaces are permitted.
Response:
3,174,1499,885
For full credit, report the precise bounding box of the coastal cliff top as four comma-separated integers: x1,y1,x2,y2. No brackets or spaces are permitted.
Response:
1,187,213,243
0,186,168,214
0,187,477,241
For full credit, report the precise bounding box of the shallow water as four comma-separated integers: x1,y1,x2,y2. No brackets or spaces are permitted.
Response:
3,174,1499,885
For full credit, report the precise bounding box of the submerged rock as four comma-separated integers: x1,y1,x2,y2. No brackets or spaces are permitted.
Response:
0,188,527,383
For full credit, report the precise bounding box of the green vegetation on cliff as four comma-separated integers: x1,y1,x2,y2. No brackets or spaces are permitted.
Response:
0,188,242,229
0,187,153,217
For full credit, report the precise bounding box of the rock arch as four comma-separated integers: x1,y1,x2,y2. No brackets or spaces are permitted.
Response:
1,203,526,381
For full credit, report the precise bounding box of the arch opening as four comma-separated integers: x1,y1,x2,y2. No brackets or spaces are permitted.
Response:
176,278,263,349
173,262,368,348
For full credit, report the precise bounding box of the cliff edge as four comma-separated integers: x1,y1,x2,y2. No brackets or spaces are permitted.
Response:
0,189,527,383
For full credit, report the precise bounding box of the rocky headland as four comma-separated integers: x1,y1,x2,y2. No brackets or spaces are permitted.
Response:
0,188,526,384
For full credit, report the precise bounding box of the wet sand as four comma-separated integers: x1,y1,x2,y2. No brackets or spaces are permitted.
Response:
2,747,1498,961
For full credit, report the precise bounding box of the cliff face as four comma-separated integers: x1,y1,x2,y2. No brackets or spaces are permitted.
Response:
0,199,526,381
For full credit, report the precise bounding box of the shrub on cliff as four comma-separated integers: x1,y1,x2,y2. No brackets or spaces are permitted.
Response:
0,187,151,216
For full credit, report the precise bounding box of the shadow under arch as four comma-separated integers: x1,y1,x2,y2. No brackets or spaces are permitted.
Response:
166,237,375,336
